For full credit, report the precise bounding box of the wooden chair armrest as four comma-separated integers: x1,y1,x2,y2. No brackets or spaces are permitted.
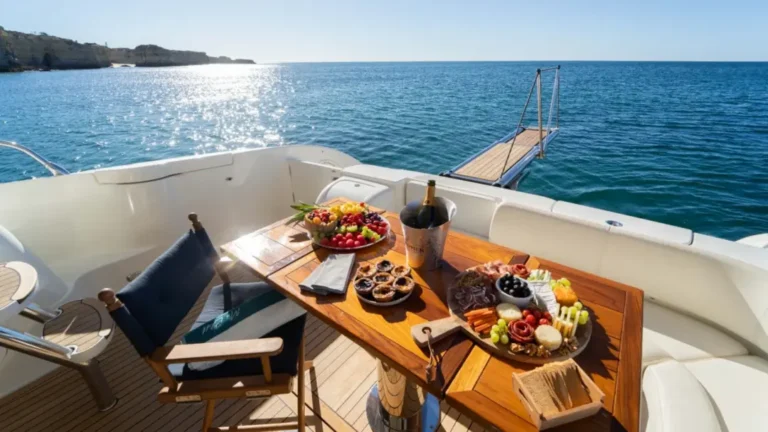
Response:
151,338,283,364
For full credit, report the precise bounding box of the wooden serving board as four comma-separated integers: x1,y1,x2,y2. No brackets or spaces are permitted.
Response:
411,284,593,365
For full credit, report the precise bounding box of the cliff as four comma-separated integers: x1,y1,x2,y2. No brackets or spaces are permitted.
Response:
209,55,256,65
131,44,210,67
0,28,111,71
0,27,255,72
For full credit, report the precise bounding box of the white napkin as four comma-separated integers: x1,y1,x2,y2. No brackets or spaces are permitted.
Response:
299,254,355,295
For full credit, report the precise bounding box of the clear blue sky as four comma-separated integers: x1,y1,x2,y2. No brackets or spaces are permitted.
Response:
2,0,766,62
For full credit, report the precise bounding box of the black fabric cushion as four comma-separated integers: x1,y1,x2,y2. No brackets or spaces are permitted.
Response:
169,282,306,380
117,231,215,350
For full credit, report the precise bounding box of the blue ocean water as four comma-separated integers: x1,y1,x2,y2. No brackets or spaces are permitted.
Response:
1,62,767,240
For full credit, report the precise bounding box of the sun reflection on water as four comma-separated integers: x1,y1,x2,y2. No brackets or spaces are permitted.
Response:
93,64,294,157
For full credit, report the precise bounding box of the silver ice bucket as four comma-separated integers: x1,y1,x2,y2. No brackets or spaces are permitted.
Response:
399,197,457,271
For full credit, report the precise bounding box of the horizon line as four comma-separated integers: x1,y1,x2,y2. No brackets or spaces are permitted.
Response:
264,59,768,64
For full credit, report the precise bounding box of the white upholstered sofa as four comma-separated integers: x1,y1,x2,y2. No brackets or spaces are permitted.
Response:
489,197,768,432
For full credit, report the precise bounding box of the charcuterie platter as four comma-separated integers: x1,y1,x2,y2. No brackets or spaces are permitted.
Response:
412,261,593,365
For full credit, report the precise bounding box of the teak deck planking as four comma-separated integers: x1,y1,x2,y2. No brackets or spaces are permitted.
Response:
0,264,22,309
0,261,491,432
42,301,106,352
453,128,549,182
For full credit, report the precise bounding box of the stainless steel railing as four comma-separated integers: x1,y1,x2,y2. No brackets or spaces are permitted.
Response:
0,140,70,176
0,326,72,361
0,325,117,411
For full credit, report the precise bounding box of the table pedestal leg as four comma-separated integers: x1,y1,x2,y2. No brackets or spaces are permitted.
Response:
366,360,439,432
78,358,118,412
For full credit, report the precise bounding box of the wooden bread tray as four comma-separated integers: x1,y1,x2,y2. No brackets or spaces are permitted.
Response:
512,360,605,430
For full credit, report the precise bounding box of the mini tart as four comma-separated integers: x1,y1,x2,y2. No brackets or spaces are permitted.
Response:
376,259,394,273
373,272,395,285
354,278,375,296
372,284,396,303
393,276,415,294
391,265,411,278
356,263,377,279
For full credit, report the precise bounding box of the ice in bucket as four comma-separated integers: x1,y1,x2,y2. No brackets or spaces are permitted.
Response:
399,196,457,270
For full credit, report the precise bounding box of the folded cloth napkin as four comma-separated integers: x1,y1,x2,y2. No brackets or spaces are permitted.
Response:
300,253,355,295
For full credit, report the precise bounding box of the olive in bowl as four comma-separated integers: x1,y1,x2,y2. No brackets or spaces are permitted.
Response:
495,273,533,308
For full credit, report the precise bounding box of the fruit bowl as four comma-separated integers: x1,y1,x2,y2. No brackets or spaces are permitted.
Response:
303,212,338,237
316,224,390,251
496,274,533,308
314,202,391,250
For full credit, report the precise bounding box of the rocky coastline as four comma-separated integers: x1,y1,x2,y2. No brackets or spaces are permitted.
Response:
0,27,255,72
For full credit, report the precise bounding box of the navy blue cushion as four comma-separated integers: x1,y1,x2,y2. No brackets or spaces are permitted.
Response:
193,227,219,263
169,282,306,380
193,227,234,310
117,231,215,350
110,305,156,356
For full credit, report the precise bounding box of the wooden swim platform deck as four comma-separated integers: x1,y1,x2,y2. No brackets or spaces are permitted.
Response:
443,127,554,187
442,66,561,189
0,263,492,432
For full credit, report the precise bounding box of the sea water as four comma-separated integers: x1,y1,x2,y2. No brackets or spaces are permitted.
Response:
1,62,766,240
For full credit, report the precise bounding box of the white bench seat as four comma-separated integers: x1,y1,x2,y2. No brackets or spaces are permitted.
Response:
643,357,768,432
642,360,722,432
683,356,768,432
643,302,748,366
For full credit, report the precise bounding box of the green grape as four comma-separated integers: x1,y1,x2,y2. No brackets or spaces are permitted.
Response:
490,333,500,344
500,334,509,345
491,325,500,334
568,307,577,319
574,301,583,311
578,310,589,325
560,278,571,287
497,318,506,327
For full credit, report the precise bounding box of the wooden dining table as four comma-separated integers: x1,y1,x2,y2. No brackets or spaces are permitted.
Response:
221,198,643,432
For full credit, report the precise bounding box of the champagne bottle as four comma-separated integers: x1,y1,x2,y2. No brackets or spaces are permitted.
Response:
415,180,438,228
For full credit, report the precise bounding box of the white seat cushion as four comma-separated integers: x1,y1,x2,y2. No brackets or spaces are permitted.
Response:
643,302,748,366
642,360,722,432
684,356,768,432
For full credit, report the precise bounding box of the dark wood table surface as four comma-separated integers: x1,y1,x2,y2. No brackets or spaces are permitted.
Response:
221,198,643,431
